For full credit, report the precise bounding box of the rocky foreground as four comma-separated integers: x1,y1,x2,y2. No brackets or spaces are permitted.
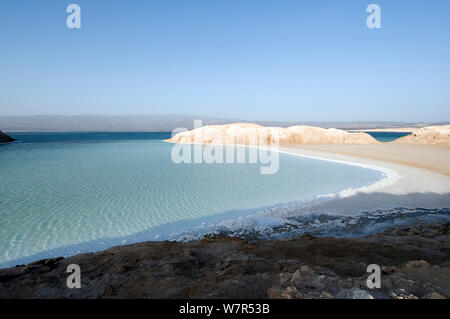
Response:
0,222,449,299
0,130,14,143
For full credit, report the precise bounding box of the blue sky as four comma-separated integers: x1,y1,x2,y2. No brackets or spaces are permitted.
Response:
0,0,449,122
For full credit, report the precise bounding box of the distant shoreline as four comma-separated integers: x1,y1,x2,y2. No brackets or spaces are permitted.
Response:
1,114,444,132
348,127,419,132
0,128,419,133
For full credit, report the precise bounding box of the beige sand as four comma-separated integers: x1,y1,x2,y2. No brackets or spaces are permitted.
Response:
279,145,450,214
285,144,450,177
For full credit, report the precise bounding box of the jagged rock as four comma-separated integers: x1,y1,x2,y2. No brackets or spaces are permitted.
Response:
407,228,421,236
0,221,449,299
424,292,445,299
279,269,303,287
279,273,292,286
381,266,398,274
404,260,429,269
390,289,418,299
268,286,302,299
336,288,374,299
291,269,302,283
300,234,316,240
320,291,334,299
300,265,310,273
0,131,14,143
281,287,303,299
266,287,283,299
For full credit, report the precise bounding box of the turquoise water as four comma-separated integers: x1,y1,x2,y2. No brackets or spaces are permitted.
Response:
0,132,385,267
365,132,411,142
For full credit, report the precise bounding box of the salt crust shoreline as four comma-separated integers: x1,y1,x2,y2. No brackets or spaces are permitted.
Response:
278,146,450,214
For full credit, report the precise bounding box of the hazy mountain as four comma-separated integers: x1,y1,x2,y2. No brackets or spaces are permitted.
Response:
0,115,433,132
0,115,240,132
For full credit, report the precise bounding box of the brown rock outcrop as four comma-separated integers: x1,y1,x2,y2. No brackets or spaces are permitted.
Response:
0,222,449,299
0,131,14,143
394,125,450,145
167,123,378,145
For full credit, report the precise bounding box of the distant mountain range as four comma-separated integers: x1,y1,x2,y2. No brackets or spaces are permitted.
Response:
0,115,445,132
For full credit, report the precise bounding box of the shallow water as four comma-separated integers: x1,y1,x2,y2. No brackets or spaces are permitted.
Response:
0,132,388,267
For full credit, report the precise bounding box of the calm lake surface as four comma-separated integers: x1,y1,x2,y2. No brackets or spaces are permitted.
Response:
365,131,411,142
1,132,386,267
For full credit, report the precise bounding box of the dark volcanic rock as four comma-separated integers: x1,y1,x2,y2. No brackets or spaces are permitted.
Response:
0,222,449,299
0,131,14,143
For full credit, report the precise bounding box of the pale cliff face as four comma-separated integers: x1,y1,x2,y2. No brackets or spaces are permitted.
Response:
394,125,450,145
166,123,379,145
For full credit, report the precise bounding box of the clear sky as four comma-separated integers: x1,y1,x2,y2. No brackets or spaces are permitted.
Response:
0,0,449,122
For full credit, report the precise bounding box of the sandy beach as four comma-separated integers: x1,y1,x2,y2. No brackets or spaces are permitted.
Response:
284,144,450,176
168,123,450,214
279,144,450,215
